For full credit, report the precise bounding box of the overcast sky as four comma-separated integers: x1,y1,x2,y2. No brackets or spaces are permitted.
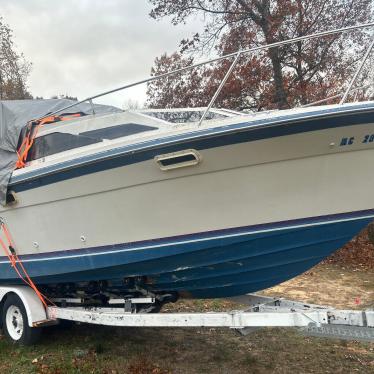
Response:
1,0,203,108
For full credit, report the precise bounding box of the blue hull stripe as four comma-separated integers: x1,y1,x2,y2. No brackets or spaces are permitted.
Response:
10,103,374,193
1,208,373,263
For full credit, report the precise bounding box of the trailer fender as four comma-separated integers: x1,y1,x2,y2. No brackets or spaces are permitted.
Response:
0,286,47,327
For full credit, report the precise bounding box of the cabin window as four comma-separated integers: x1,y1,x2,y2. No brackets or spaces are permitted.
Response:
27,132,101,161
158,153,198,167
79,123,157,140
155,149,201,170
26,123,157,161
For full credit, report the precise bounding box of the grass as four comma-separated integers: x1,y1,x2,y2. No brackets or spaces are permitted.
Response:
0,263,373,373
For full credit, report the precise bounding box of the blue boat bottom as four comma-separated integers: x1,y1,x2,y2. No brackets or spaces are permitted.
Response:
0,213,371,299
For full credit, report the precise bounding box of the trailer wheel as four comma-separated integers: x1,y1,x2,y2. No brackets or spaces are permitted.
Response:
2,294,42,345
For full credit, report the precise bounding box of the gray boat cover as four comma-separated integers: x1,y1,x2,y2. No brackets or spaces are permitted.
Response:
0,99,121,206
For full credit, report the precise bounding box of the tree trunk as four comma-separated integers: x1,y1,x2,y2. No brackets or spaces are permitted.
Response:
256,2,289,110
268,47,289,109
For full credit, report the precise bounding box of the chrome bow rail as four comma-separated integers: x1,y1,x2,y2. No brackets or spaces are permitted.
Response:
45,22,374,125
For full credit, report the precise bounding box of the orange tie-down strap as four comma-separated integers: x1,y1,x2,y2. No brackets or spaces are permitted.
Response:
0,218,54,308
16,112,85,169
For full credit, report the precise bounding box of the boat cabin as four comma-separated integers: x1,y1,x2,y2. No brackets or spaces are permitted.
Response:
26,108,242,163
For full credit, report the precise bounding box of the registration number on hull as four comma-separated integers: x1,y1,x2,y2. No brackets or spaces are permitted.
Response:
340,134,374,146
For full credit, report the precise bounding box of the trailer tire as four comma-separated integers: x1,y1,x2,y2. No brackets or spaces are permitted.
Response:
2,294,42,345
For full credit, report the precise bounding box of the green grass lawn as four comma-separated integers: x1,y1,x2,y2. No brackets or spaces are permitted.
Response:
0,263,373,374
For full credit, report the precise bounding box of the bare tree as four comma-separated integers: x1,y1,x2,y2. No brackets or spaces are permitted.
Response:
50,94,78,101
123,99,141,110
0,17,32,100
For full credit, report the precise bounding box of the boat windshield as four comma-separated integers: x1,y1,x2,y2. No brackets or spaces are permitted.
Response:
140,109,234,124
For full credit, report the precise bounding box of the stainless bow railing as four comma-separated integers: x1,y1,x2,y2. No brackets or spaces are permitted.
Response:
42,22,374,125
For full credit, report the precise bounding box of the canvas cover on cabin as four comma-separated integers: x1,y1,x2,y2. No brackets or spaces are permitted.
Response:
0,99,121,206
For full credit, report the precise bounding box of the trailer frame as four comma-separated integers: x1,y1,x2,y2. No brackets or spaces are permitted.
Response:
0,286,372,344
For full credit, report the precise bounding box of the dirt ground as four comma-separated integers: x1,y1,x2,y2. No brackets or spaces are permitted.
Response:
0,263,373,374
262,263,374,310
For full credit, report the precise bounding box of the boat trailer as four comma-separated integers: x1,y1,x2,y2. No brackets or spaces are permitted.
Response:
0,286,372,344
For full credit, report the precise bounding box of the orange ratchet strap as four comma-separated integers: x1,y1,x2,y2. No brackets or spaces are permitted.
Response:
16,113,84,169
0,218,53,308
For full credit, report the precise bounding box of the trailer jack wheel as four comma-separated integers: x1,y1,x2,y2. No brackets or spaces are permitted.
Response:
2,294,42,345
